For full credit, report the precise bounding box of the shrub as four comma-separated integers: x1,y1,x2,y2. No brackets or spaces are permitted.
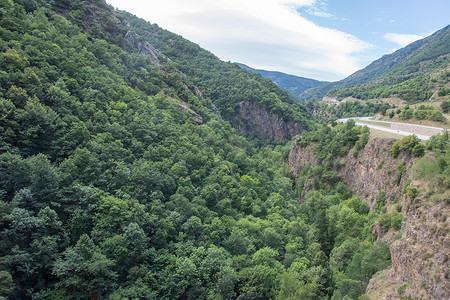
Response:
398,284,407,295
390,211,403,230
401,135,420,152
441,100,450,112
376,190,386,212
405,187,418,199
438,88,450,97
396,161,406,185
390,141,401,158
412,144,425,157
378,213,391,232
376,160,384,170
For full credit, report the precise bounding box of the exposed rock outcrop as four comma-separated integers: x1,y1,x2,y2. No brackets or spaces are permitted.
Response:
288,136,414,207
366,194,449,300
230,101,304,141
124,31,170,69
288,135,449,299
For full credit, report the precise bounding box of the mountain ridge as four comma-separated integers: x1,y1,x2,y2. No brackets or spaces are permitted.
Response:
301,25,450,102
236,63,325,101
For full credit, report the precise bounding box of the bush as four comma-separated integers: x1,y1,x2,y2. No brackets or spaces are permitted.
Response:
405,187,418,199
390,141,401,158
412,144,425,157
376,191,386,212
441,100,450,112
378,213,391,232
396,161,406,185
390,211,403,230
376,160,384,170
438,88,450,97
401,135,420,152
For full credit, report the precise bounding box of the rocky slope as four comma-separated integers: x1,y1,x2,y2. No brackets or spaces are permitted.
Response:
288,136,414,207
288,136,449,299
368,195,449,299
230,101,305,140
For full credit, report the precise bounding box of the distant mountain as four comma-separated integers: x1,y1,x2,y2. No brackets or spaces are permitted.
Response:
301,25,450,102
237,63,326,101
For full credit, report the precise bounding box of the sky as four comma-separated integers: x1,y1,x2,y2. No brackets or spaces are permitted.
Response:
106,0,449,81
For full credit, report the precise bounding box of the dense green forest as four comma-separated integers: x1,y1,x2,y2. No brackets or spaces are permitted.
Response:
0,0,422,299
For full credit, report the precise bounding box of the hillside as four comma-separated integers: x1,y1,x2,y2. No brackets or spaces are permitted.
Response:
301,25,450,102
120,11,314,137
237,63,325,101
0,1,447,299
289,128,449,299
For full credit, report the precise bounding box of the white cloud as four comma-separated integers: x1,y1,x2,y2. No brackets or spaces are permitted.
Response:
384,33,424,48
304,7,334,18
106,0,370,81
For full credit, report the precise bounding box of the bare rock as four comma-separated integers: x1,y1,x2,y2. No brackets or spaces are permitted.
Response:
124,31,170,69
230,101,304,140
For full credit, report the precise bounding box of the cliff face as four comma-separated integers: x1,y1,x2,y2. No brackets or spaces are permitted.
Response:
288,136,414,207
366,193,449,300
288,136,449,299
380,197,448,299
230,101,304,140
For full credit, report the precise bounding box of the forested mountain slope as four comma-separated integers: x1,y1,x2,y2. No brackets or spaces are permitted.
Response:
119,9,314,137
0,1,447,299
237,63,325,101
301,25,450,102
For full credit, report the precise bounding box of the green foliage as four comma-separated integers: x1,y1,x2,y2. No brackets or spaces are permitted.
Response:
426,130,449,151
411,143,425,157
313,100,393,121
0,270,14,298
376,191,386,212
440,99,450,112
405,187,418,199
390,211,403,231
298,119,366,165
122,10,313,130
0,1,397,299
396,161,407,185
376,160,384,170
305,26,449,101
391,135,426,158
438,88,450,97
391,141,401,158
398,283,408,295
392,104,447,122
321,26,450,103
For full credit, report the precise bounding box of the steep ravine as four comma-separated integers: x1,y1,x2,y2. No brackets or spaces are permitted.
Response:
288,136,449,299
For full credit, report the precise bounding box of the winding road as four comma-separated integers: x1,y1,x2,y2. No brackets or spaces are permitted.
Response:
339,117,447,140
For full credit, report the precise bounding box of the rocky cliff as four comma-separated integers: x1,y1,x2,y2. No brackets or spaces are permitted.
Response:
367,194,449,299
288,136,449,299
230,101,305,140
288,136,414,207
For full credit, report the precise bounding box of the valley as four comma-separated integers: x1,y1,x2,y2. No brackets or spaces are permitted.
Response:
0,0,448,299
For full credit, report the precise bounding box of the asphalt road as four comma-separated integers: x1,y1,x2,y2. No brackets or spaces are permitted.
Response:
338,117,446,141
